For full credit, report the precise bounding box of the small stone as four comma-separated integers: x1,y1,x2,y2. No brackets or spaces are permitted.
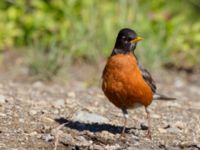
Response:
67,91,76,98
32,81,43,88
29,131,38,136
37,134,42,139
75,136,93,146
42,134,54,142
29,109,37,115
41,116,54,123
52,99,65,108
158,128,167,133
105,144,120,150
140,123,148,130
151,114,161,119
190,86,200,94
19,118,25,123
167,127,180,134
60,133,75,145
72,110,109,123
51,129,63,137
0,113,6,117
133,141,140,146
130,134,139,141
174,78,184,88
100,131,115,140
0,95,6,104
93,144,104,150
173,121,185,129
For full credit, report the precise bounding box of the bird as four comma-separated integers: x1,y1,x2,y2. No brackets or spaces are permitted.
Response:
102,28,175,138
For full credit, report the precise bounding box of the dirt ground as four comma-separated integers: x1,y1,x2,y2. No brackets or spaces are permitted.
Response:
0,62,200,150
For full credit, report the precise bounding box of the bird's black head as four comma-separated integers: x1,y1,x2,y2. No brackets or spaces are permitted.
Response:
112,28,143,55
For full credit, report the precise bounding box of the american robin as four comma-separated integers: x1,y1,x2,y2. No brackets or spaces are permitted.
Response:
102,28,175,138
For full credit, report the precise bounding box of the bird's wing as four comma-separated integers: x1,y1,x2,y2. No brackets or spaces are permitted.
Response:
138,63,157,93
138,62,176,100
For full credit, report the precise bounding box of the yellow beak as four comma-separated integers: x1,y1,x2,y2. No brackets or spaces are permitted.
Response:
131,36,143,43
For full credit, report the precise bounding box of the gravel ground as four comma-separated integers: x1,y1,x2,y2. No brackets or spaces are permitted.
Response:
0,67,200,150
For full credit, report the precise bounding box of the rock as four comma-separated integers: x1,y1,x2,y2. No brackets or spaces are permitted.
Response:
29,109,37,115
174,78,184,88
32,81,43,88
190,86,200,95
0,95,6,104
93,144,104,150
19,118,25,123
51,129,63,137
167,127,180,134
29,131,38,136
173,121,185,129
151,114,161,119
130,134,139,141
99,131,115,140
41,116,54,123
59,133,75,145
52,99,65,108
67,91,76,98
72,110,109,123
42,134,54,142
158,128,167,133
75,136,93,146
140,123,148,130
0,113,6,117
105,144,120,150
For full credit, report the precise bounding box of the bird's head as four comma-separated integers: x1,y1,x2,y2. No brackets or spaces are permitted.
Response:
112,28,143,55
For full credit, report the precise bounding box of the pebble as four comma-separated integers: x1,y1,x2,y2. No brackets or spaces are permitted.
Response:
29,109,37,115
158,128,167,133
167,127,180,134
51,128,63,137
140,123,148,130
151,114,161,119
93,144,104,150
0,95,6,104
72,110,109,123
60,133,75,145
42,134,54,142
174,78,184,88
32,81,43,88
0,113,6,117
19,118,25,123
29,131,38,136
52,99,65,108
75,136,93,146
99,131,115,140
173,121,185,129
67,91,76,98
190,86,200,95
105,144,120,150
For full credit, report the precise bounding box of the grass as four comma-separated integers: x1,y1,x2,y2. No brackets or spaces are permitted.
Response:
0,0,199,80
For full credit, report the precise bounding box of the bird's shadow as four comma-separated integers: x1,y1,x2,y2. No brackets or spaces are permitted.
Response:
55,117,137,134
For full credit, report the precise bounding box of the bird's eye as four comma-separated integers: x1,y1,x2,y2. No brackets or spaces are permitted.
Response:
122,36,126,39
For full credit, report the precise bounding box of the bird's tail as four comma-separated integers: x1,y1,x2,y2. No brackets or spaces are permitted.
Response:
153,93,176,100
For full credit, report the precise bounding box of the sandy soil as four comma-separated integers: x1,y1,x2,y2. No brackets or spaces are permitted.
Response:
0,63,200,150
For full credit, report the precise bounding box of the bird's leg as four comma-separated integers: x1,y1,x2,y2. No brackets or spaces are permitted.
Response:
121,108,128,136
145,107,152,139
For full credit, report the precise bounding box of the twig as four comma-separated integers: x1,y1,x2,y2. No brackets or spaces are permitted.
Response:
53,122,68,150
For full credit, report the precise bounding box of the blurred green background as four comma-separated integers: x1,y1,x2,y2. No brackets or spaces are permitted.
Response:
0,0,199,80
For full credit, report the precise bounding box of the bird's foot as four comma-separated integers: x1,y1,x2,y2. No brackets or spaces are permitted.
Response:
145,131,152,140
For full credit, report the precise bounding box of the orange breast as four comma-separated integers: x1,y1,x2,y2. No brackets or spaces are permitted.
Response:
102,53,153,109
